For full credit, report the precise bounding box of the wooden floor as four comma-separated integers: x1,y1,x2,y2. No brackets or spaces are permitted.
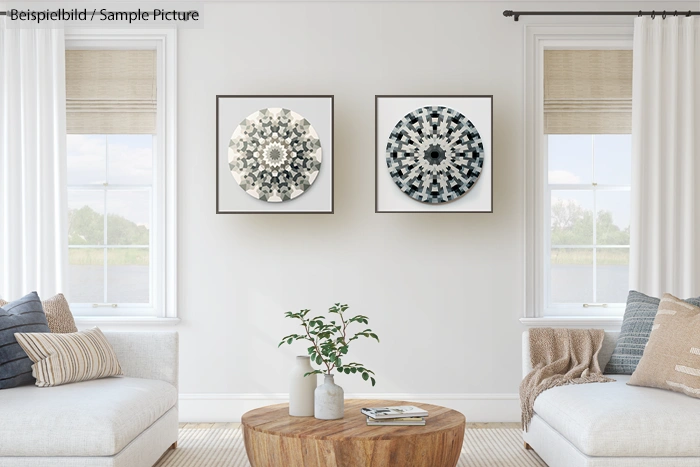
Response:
180,422,520,429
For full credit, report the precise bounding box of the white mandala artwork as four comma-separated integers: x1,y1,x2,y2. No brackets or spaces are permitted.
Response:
228,108,322,202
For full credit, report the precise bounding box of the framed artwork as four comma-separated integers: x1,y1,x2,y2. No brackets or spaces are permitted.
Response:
216,95,334,214
375,95,493,213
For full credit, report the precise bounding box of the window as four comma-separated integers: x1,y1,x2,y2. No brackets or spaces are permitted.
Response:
67,134,154,309
523,26,634,321
65,30,177,319
547,134,631,311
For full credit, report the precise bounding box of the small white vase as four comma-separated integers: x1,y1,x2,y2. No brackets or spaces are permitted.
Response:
289,356,317,417
314,374,344,420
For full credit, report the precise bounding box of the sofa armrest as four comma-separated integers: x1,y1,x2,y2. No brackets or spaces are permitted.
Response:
103,331,178,390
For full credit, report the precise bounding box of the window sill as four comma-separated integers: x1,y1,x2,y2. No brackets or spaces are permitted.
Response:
520,316,622,330
74,316,181,326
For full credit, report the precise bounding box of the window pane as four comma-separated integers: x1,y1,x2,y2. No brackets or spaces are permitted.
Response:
551,190,593,245
596,191,630,245
106,191,150,245
548,135,592,184
107,135,153,185
107,248,149,303
596,248,629,303
68,248,104,303
551,248,593,303
67,135,106,185
68,190,104,245
594,135,631,185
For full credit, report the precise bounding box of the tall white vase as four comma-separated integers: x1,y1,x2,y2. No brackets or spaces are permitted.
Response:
289,356,316,417
314,374,344,420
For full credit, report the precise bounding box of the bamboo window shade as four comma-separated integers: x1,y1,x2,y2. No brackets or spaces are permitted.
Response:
66,50,156,134
544,50,632,134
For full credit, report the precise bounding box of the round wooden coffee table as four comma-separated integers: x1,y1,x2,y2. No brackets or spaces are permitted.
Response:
241,399,465,467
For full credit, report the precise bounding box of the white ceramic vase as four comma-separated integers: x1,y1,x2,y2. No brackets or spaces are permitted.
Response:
314,374,344,420
289,356,317,417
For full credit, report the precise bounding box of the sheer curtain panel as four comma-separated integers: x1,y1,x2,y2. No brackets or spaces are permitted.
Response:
0,20,68,300
630,17,700,297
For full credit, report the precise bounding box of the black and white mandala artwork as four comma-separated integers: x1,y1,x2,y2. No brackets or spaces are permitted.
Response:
228,108,322,202
385,106,485,204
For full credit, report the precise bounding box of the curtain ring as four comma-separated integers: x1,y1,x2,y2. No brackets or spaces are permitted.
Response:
662,11,667,19
687,11,692,17
638,10,642,17
651,11,655,19
674,10,678,17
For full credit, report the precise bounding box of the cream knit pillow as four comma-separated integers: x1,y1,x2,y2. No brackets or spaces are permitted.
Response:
628,293,700,398
14,327,123,387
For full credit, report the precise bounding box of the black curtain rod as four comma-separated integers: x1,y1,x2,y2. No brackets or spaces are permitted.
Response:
504,10,700,22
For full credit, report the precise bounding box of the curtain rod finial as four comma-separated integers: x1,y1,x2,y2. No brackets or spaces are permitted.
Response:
503,10,520,21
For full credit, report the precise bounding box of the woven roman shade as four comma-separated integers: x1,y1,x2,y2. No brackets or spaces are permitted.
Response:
66,50,156,134
544,50,632,134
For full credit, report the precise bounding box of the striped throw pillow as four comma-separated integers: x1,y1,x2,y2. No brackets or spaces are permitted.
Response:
15,327,123,387
0,293,77,334
0,292,51,389
629,294,700,399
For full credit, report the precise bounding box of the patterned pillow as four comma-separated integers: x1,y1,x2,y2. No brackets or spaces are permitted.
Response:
0,292,51,389
628,294,700,398
0,293,77,334
15,327,122,387
605,291,700,374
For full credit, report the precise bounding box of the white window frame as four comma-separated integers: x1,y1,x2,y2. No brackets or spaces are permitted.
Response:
522,25,632,328
65,29,178,323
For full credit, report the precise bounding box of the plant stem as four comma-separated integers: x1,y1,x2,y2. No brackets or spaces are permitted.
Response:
329,308,349,373
303,319,331,374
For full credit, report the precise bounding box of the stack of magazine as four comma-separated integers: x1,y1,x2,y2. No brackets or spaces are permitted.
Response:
361,405,428,426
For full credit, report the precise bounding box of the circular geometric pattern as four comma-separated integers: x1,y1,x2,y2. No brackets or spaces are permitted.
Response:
228,108,322,202
385,106,485,204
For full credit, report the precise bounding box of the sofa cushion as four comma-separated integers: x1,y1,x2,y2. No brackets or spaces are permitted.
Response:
0,293,78,334
533,375,700,457
0,292,51,389
39,293,78,333
0,377,177,456
16,327,123,387
605,290,700,375
629,293,700,399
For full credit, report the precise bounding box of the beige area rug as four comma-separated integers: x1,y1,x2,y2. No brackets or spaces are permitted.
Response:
156,426,546,467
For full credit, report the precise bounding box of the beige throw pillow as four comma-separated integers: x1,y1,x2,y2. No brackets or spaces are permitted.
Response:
0,293,77,333
628,293,700,398
14,327,123,387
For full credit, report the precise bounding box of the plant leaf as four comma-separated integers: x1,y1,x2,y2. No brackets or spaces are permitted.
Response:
362,372,369,381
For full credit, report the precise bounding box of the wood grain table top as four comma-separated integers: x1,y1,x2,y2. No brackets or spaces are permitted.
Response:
241,399,466,441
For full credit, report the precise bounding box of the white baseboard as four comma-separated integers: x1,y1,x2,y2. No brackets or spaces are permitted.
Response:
179,393,520,423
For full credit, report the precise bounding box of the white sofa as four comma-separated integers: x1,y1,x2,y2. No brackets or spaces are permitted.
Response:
522,331,700,467
0,331,179,467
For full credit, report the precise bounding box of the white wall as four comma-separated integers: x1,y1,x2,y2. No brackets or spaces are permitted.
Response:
100,0,696,422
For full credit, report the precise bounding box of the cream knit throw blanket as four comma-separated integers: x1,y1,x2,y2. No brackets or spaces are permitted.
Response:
520,328,614,431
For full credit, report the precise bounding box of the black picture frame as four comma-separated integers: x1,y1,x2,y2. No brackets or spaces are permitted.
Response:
216,95,335,214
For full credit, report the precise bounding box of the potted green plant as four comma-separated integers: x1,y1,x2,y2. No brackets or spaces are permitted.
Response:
279,303,380,420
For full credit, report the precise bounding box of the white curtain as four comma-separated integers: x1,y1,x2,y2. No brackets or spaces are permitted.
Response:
0,20,68,300
630,17,700,297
